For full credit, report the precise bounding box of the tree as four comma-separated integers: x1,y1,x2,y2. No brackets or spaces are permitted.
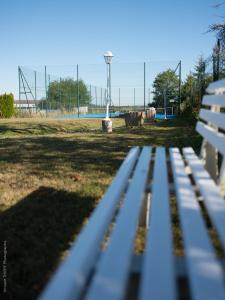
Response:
209,23,225,47
193,56,212,108
38,78,91,110
181,56,212,108
208,3,225,78
152,69,179,107
180,57,212,120
181,73,196,106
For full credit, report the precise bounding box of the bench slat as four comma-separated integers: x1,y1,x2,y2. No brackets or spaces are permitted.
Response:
139,147,176,300
200,109,225,130
39,147,140,300
170,148,225,300
202,94,225,107
183,147,225,250
86,147,152,300
206,79,225,94
196,121,225,156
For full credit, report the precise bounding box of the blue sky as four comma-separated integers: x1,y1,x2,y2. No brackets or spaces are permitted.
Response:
0,0,224,100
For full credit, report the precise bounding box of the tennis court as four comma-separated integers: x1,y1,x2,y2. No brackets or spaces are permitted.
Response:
52,112,176,120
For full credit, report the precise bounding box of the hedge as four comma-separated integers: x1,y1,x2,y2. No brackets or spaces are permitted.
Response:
0,93,15,118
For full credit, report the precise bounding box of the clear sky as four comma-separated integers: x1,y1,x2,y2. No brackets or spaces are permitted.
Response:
0,0,224,100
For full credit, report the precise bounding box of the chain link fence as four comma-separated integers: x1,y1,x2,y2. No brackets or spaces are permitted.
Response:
18,61,181,117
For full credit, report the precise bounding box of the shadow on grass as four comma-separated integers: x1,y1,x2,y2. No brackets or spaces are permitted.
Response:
0,121,202,177
0,124,100,136
0,186,95,300
0,135,124,176
0,124,59,134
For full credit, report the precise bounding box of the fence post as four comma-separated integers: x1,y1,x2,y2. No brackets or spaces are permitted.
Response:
119,87,120,107
18,67,21,111
45,66,48,115
34,71,37,101
164,89,167,119
34,71,37,112
101,88,103,108
144,62,146,111
59,77,62,112
178,60,181,116
90,85,92,111
95,86,97,109
77,64,79,117
48,75,51,111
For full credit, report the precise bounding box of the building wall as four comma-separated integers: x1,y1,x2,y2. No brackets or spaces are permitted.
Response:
14,104,36,113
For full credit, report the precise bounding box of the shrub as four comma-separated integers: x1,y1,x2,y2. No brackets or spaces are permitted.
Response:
180,99,198,123
0,93,15,118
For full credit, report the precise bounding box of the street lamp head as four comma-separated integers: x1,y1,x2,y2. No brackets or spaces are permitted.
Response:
104,51,114,64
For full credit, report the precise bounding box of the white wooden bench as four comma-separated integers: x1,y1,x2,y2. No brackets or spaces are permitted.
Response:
40,79,225,300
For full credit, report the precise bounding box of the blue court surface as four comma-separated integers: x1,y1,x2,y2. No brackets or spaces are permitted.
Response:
52,112,176,120
154,114,176,120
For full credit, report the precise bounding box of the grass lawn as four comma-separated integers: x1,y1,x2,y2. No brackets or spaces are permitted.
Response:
0,117,202,300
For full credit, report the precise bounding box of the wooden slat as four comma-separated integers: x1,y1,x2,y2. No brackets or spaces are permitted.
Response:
202,94,225,107
206,79,225,94
196,121,225,156
170,148,225,300
86,147,152,300
39,147,140,300
200,109,225,130
139,147,176,300
183,147,225,250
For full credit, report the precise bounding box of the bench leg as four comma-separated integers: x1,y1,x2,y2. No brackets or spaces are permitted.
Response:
201,141,218,182
219,158,225,196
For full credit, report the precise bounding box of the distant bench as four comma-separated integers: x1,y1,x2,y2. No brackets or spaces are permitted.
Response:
40,79,225,300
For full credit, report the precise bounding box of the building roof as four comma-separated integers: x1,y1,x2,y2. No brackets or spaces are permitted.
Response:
14,100,37,104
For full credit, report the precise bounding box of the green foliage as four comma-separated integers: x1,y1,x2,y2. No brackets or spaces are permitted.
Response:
181,73,196,104
181,71,212,109
0,93,15,118
209,22,225,78
38,78,91,110
193,56,212,102
152,69,179,107
209,23,225,49
181,56,213,120
180,99,197,123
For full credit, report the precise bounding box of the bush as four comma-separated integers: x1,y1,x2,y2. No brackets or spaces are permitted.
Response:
0,93,15,118
180,99,198,123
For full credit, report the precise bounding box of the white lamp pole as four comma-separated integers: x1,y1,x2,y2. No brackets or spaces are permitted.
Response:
104,51,114,119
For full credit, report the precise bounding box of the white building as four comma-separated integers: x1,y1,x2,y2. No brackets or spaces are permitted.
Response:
14,100,37,113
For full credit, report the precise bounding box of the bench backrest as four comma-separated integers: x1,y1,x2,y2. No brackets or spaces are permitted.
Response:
196,78,225,189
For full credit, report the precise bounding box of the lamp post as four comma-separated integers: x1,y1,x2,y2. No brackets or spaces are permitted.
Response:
102,51,114,132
